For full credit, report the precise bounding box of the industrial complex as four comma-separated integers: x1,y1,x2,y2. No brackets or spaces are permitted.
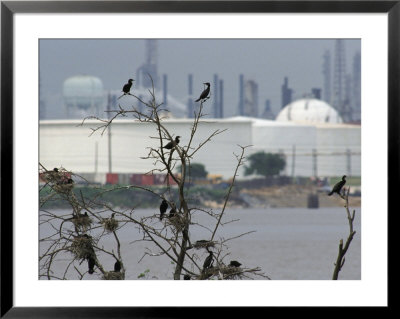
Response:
39,39,361,185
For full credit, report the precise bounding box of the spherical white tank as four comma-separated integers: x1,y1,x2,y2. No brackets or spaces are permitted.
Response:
63,75,104,116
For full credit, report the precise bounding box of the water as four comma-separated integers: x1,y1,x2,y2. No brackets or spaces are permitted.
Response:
39,207,361,280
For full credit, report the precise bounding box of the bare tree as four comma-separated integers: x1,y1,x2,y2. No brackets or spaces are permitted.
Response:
332,187,357,280
39,79,268,280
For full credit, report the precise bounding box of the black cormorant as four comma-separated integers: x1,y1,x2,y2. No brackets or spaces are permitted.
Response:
168,207,176,218
88,256,95,274
328,175,346,196
122,79,134,94
159,199,168,220
229,260,242,267
163,136,180,150
183,274,191,280
203,248,214,270
195,82,211,102
114,260,122,272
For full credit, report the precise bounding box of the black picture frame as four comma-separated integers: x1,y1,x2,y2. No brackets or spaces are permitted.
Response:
1,1,396,317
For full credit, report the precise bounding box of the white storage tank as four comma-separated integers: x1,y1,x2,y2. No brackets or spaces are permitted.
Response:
63,75,104,118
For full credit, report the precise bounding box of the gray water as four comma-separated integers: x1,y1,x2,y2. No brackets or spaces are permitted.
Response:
39,207,361,280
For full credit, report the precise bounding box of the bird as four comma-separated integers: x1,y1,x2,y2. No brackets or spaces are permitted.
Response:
114,260,122,272
183,274,191,280
122,78,134,95
163,136,180,150
229,260,242,267
88,256,95,274
195,82,211,102
202,248,214,270
159,199,168,220
328,175,346,196
168,206,176,218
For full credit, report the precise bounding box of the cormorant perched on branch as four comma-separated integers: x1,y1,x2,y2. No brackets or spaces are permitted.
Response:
159,199,168,220
229,260,242,267
114,260,122,272
195,82,211,102
328,175,346,196
168,206,176,218
203,248,214,270
122,79,134,94
163,136,180,150
88,256,95,274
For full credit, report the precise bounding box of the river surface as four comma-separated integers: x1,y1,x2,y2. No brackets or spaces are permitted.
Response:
39,207,361,280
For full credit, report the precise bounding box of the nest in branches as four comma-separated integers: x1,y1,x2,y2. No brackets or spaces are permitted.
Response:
200,265,244,280
42,168,74,193
70,235,95,260
167,215,186,232
71,214,92,230
102,271,124,280
102,218,119,232
53,182,74,194
219,265,243,279
193,240,216,250
41,168,63,184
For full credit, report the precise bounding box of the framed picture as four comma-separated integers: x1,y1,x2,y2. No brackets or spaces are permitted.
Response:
1,0,395,316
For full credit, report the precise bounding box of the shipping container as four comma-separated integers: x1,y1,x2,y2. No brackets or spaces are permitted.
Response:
130,174,142,185
118,173,131,185
106,173,119,185
153,174,167,185
141,174,154,186
168,174,178,185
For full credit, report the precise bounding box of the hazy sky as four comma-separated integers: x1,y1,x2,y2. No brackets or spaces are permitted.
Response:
39,39,360,119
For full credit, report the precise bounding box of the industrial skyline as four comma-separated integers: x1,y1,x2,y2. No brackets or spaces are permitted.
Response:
39,39,361,122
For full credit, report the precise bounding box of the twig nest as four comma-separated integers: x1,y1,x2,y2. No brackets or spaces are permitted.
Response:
220,265,243,279
167,215,186,232
193,240,216,250
200,267,217,280
70,235,95,260
200,265,244,280
43,168,74,193
102,271,124,280
72,213,92,230
53,181,74,194
102,217,119,232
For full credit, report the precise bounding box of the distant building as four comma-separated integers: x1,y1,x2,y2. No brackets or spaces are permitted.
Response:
63,75,105,119
39,76,46,120
322,50,331,104
40,116,360,180
281,77,293,109
276,98,343,124
352,51,361,122
244,80,258,117
211,74,224,119
311,88,322,100
261,99,275,120
332,39,352,122
238,74,245,116
136,39,159,89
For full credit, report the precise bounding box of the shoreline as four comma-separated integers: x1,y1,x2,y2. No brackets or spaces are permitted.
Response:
40,184,360,210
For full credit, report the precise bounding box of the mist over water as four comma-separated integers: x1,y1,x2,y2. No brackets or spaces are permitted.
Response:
40,207,361,280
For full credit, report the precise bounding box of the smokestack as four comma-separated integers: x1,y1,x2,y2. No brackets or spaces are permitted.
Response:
213,74,219,118
281,76,293,108
188,74,194,118
163,74,168,106
239,74,244,116
312,88,321,100
219,79,224,118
